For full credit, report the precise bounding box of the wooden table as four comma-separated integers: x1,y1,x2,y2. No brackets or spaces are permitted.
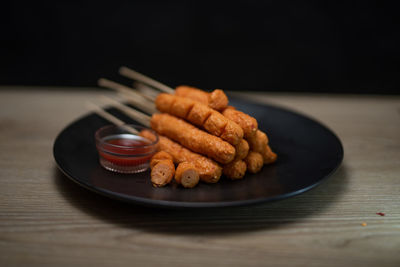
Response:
0,88,399,267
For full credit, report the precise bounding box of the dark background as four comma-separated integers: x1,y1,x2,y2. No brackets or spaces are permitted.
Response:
1,0,399,93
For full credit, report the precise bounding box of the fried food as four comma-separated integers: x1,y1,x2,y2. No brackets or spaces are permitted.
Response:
175,162,200,188
247,130,269,154
222,107,258,139
150,159,175,187
244,151,264,174
150,113,236,164
223,159,247,180
140,130,222,183
262,145,278,164
208,89,229,111
175,85,228,111
140,84,277,186
234,139,249,160
150,151,173,169
155,93,243,145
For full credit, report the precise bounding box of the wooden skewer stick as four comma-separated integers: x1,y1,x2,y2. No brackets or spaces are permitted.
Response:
133,81,161,100
85,102,139,135
98,78,154,102
92,100,152,129
116,91,157,115
99,96,151,127
119,66,175,94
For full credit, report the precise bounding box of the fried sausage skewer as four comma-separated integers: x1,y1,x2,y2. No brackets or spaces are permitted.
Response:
175,162,200,188
140,131,222,183
151,113,235,164
222,107,258,139
247,129,268,153
151,159,175,187
223,159,247,180
175,85,228,111
115,68,259,142
119,67,229,111
234,139,249,160
155,93,243,145
244,151,264,174
150,151,174,169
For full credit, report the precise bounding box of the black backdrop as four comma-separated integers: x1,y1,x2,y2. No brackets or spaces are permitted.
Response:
2,1,399,93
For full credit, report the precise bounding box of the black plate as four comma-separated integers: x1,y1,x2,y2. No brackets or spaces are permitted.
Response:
53,99,343,208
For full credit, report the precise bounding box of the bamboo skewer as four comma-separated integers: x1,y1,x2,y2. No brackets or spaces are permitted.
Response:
99,96,151,127
133,81,162,100
98,78,157,114
133,81,165,100
119,66,175,94
117,92,157,114
90,99,152,128
85,102,139,135
116,91,157,114
98,78,155,102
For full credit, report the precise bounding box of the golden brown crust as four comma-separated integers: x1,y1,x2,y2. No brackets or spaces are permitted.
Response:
175,86,228,112
175,85,209,105
155,94,243,145
247,130,269,154
143,133,222,183
220,121,244,146
150,159,175,187
187,103,212,125
208,89,228,111
138,129,158,143
223,159,247,180
234,139,249,160
203,112,228,137
222,108,258,139
170,96,195,118
150,113,235,164
262,145,278,164
150,151,173,169
244,151,264,174
175,162,200,188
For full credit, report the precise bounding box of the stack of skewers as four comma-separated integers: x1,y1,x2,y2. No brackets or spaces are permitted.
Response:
90,67,277,188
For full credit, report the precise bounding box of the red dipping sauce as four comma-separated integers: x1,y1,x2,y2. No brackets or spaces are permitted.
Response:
95,125,158,174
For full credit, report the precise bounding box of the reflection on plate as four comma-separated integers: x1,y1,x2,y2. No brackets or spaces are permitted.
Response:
53,98,343,208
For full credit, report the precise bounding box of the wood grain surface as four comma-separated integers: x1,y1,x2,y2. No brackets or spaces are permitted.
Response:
0,88,399,267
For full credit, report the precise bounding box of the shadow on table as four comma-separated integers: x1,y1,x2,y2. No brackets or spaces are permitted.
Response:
54,165,349,235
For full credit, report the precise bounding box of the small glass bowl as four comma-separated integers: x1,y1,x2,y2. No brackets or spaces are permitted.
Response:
95,124,158,174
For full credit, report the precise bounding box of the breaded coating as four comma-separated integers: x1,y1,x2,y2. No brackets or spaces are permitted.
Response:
140,131,222,183
219,119,245,146
244,151,264,174
150,113,236,164
151,159,175,187
175,85,209,105
262,145,278,164
155,94,243,145
150,151,173,169
234,139,249,160
223,159,247,180
208,89,228,111
247,130,269,154
175,86,229,111
222,107,258,139
175,162,200,188
203,112,227,136
187,103,212,125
